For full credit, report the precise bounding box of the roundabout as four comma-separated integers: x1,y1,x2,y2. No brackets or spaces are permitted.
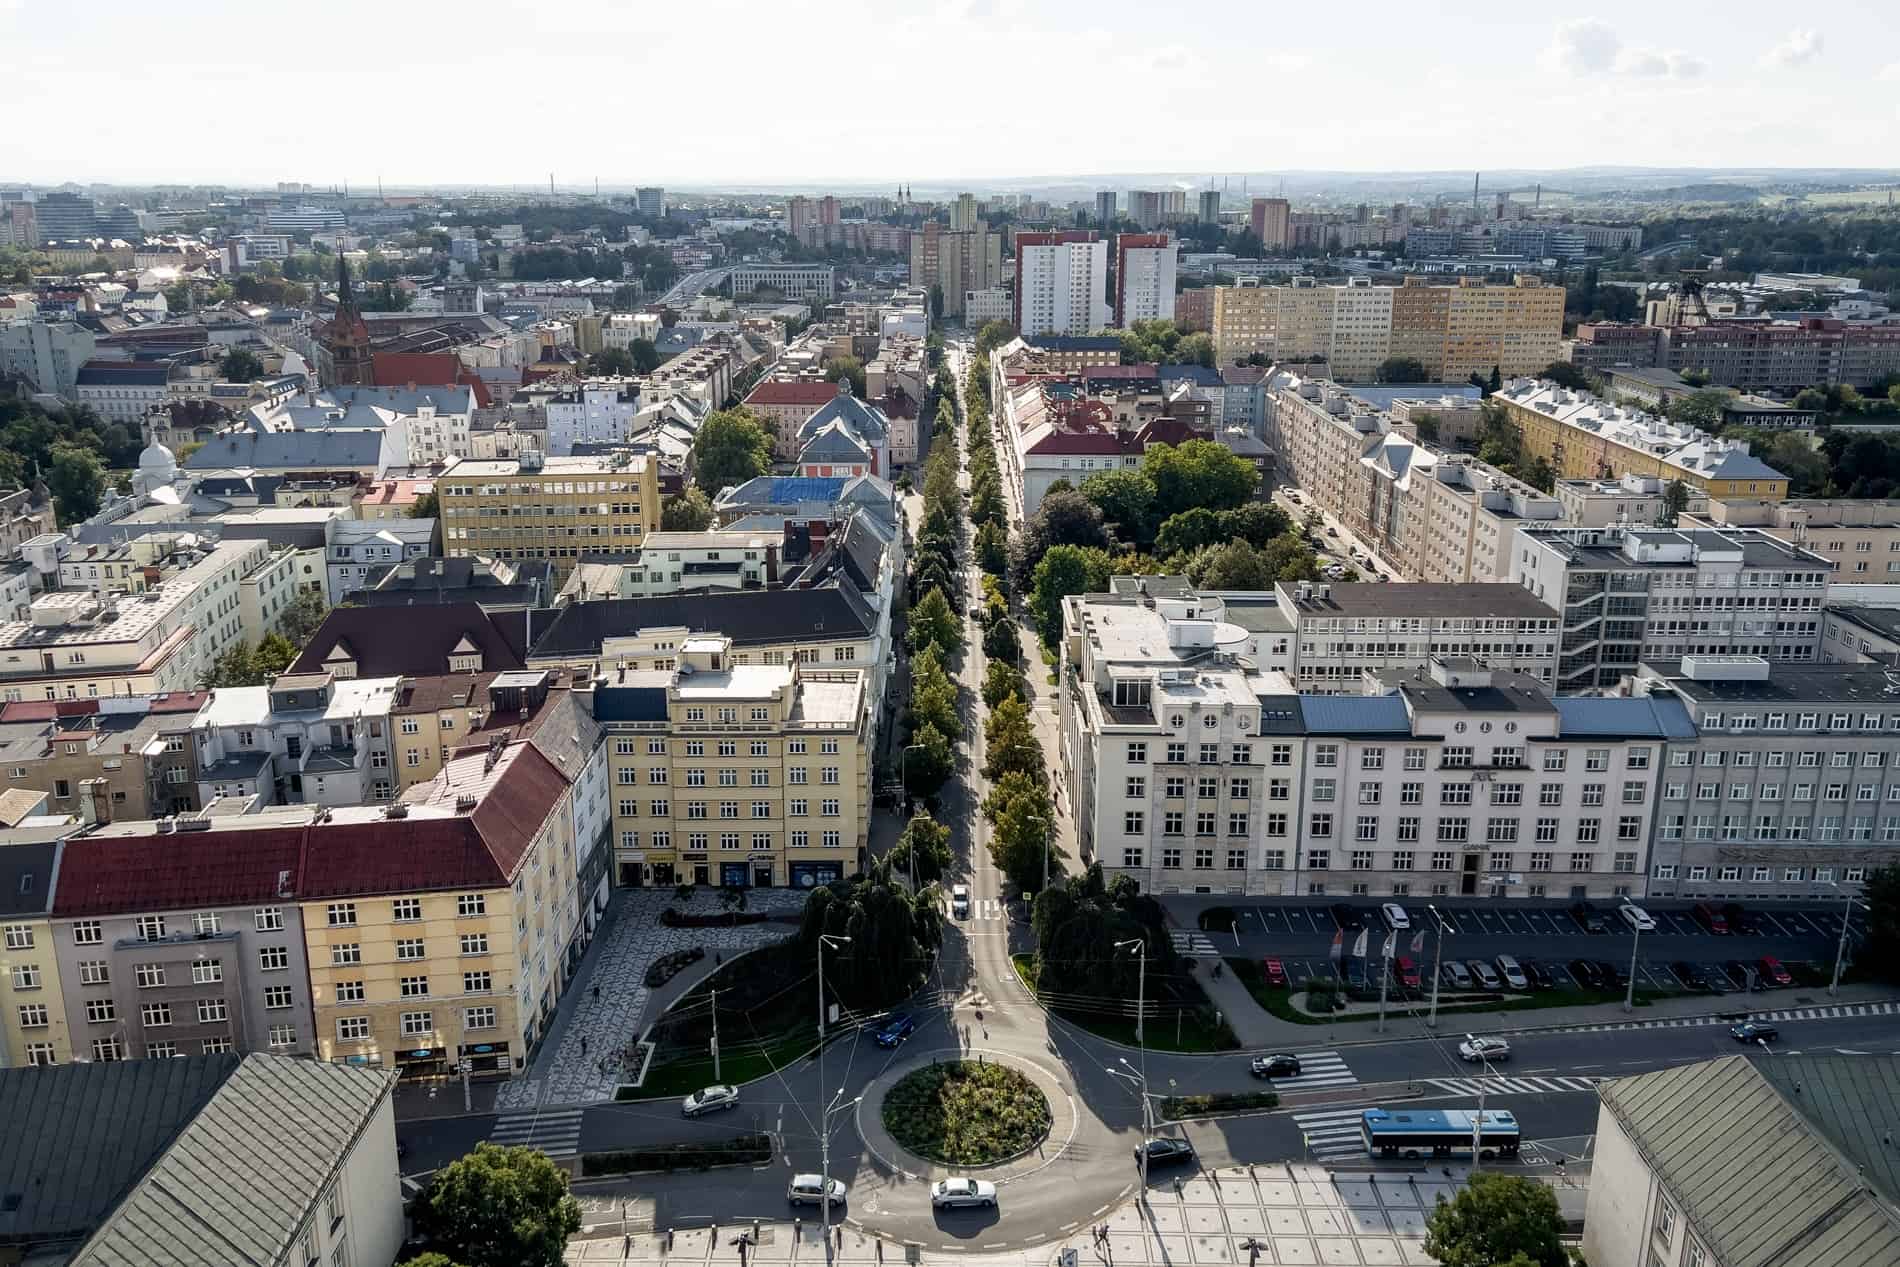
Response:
854,1047,1085,1184
881,1058,1052,1167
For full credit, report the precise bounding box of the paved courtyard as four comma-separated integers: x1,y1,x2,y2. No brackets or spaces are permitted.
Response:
496,887,808,1113
565,1162,1583,1265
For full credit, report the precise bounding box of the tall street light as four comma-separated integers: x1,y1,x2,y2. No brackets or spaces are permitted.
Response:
817,934,851,1261
1623,915,1643,1014
1824,880,1867,997
1426,905,1449,1029
1114,936,1149,1200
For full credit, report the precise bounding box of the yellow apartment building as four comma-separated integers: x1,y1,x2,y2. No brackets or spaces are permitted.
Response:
593,633,870,889
436,451,661,584
1493,380,1788,501
392,673,498,791
300,739,575,1079
1439,275,1565,383
1211,284,1274,365
0,839,70,1066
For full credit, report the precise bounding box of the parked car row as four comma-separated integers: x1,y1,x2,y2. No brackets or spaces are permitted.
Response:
1326,898,1783,939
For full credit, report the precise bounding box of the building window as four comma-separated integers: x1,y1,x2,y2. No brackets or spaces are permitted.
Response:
191,960,222,985
254,908,284,931
327,903,357,927
336,1016,371,1042
400,1010,433,1036
466,1005,497,1030
135,962,166,989
196,998,228,1024
392,898,422,922
72,919,103,945
264,985,294,1009
335,981,366,1003
331,944,361,966
396,938,425,961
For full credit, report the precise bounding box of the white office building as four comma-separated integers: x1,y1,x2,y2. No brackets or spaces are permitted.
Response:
1015,234,1109,338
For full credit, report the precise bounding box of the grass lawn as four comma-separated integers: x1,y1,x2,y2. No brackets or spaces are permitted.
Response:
1014,954,1240,1052
626,1027,823,1099
1225,957,1657,1026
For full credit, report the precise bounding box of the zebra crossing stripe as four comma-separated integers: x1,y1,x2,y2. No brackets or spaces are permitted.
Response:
1268,1050,1359,1092
1290,1107,1367,1159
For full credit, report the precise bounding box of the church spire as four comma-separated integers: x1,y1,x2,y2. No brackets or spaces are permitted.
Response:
336,251,355,312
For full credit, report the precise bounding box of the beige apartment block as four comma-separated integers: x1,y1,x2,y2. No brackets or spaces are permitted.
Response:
1687,498,1900,580
595,634,870,890
436,450,660,584
1211,284,1274,365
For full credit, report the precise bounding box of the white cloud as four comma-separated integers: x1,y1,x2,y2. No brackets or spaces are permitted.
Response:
1149,43,1192,72
1765,28,1823,66
1878,62,1900,82
1545,21,1703,80
1543,19,1621,73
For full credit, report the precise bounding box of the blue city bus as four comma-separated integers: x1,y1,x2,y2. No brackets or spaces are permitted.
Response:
1361,1107,1521,1159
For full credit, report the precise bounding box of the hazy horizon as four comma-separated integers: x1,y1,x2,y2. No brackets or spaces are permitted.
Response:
3,0,1896,188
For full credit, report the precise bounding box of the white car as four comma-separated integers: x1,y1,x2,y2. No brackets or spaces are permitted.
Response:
1458,1037,1511,1063
1381,903,1411,930
787,1174,846,1207
951,885,970,919
681,1084,739,1117
931,1177,998,1209
1618,903,1657,933
1494,955,1528,991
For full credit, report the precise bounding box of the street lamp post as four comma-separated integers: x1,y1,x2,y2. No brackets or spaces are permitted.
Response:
1115,937,1150,1200
1624,917,1642,1014
1466,1038,1496,1178
816,934,851,1262
1427,905,1447,1029
1026,812,1053,897
1826,881,1864,997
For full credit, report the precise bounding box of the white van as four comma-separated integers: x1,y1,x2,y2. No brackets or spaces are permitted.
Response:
951,885,970,918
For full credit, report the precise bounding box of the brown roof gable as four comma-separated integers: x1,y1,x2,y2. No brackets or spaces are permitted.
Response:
290,604,527,678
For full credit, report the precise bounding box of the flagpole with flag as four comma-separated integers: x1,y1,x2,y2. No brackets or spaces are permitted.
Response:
1328,927,1343,989
1377,930,1395,1032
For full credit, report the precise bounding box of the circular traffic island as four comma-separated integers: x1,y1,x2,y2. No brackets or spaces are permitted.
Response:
880,1060,1052,1166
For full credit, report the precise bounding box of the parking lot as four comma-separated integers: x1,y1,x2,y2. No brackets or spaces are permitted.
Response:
1183,897,1861,1001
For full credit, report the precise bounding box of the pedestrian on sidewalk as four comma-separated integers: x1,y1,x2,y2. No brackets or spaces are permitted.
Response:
580,1036,589,1056
593,985,600,1000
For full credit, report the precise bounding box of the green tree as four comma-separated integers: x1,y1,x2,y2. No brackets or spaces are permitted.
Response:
903,722,954,798
975,521,1009,575
909,586,964,658
589,345,636,377
889,813,952,884
1661,478,1691,526
1792,387,1829,413
1411,411,1441,444
410,489,440,519
690,407,773,494
220,348,265,382
1142,439,1257,519
1032,862,1171,1000
1863,865,1900,985
982,658,1026,709
415,1143,582,1267
1175,332,1216,368
798,864,942,1009
906,644,958,740
1539,360,1589,390
1030,544,1110,647
983,695,1042,782
1079,469,1158,549
660,487,714,531
983,617,1020,664
984,770,1055,891
200,642,262,689
974,320,1018,355
1221,502,1291,548
1258,534,1322,581
47,443,104,525
1155,507,1225,559
1422,1172,1566,1267
825,355,866,398
1374,356,1427,383
1010,488,1109,592
1665,387,1737,432
278,588,330,644
255,631,298,678
1190,541,1274,589
398,1255,467,1267
628,339,662,373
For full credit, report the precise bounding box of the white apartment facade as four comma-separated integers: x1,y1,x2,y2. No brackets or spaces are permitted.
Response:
1014,234,1110,338
1513,526,1833,691
539,377,640,455
1114,235,1177,327
190,672,403,808
1277,581,1561,692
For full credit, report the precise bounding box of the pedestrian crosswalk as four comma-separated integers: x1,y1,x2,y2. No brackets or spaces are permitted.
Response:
1554,1000,1896,1035
1171,930,1219,957
1288,1107,1368,1161
1425,1075,1603,1096
488,1107,584,1157
1269,1049,1359,1092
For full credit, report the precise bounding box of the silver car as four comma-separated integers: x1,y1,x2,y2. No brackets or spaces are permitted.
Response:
931,1177,998,1209
787,1174,846,1207
681,1084,739,1117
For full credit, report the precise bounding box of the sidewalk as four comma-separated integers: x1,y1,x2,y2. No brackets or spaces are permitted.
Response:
566,1161,1586,1265
1176,957,1900,1051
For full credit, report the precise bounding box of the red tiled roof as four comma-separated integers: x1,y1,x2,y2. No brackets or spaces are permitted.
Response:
469,744,568,877
746,381,839,406
53,830,306,918
298,819,507,898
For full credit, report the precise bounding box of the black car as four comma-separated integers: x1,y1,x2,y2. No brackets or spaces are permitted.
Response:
1251,1054,1302,1079
1731,1021,1779,1044
1137,1137,1197,1168
1519,958,1555,990
1568,959,1604,989
1595,959,1632,988
1330,903,1365,931
1671,961,1710,990
1570,902,1609,934
1722,903,1762,936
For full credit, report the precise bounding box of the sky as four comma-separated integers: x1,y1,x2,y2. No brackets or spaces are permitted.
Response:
2,0,1897,190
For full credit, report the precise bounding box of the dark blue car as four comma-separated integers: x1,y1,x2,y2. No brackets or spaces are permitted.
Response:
873,1013,916,1048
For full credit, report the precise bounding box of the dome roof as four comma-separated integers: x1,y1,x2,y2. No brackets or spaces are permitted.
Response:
138,440,177,474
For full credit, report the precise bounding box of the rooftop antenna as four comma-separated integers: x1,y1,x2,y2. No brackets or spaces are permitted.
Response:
1473,172,1481,214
